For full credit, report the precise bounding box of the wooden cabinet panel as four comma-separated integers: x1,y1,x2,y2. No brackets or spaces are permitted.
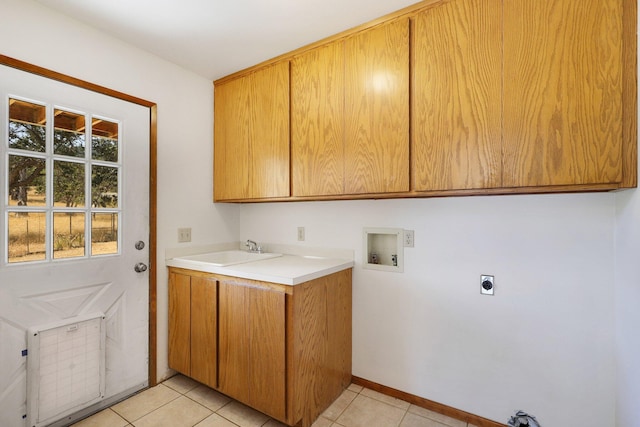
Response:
503,0,623,187
290,270,352,426
214,0,634,201
218,281,249,400
168,271,217,388
214,62,290,200
249,62,290,198
412,0,502,191
169,268,352,427
218,281,286,420
291,42,345,196
190,276,217,387
168,272,190,376
248,287,286,419
214,74,251,200
344,19,410,194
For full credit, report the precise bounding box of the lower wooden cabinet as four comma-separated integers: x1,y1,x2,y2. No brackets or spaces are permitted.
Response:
168,267,352,427
218,280,286,419
168,272,217,388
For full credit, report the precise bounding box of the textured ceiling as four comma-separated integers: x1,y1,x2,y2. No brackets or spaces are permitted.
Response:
35,0,420,80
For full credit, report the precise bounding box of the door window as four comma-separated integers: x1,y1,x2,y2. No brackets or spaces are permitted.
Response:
5,97,121,263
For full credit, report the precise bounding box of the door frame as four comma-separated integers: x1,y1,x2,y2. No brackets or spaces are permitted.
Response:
0,54,159,386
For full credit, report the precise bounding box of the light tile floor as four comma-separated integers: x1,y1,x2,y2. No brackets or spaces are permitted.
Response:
71,375,479,427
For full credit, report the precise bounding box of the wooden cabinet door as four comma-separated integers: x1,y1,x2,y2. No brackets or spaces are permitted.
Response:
412,0,502,191
247,286,286,419
214,62,290,200
503,0,623,187
218,281,286,420
190,276,217,388
218,281,249,401
168,271,191,376
344,19,410,194
214,73,251,200
291,41,345,197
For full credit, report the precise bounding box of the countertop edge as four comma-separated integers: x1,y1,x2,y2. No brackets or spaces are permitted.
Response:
165,256,354,286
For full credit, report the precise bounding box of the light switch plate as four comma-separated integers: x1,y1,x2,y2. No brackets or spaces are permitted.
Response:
178,227,191,243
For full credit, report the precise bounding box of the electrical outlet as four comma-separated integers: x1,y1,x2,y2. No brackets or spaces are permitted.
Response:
481,274,494,295
178,227,191,243
297,226,305,241
403,229,414,247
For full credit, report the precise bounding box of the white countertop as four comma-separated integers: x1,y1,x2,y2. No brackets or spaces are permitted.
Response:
166,253,354,285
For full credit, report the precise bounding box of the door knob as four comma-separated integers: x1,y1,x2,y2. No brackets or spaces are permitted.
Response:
134,262,148,273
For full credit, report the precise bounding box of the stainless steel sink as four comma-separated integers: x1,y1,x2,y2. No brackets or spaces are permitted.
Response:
172,250,282,267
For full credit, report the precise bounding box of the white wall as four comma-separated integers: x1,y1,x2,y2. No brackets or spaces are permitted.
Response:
0,0,239,382
240,193,617,426
615,185,640,427
614,6,640,425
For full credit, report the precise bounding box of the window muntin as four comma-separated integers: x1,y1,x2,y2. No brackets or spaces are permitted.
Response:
4,97,122,264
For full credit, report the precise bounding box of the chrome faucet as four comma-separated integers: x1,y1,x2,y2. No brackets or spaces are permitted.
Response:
245,239,262,253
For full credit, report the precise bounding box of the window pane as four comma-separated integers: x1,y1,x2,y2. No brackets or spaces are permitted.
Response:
91,165,118,208
54,161,85,208
8,212,46,262
8,99,46,152
53,212,85,259
92,118,118,162
8,155,46,206
54,109,85,157
91,213,118,255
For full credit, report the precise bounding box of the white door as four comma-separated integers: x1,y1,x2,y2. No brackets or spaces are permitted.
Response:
0,64,150,427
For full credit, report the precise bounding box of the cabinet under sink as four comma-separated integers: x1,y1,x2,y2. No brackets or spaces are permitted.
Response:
168,266,352,427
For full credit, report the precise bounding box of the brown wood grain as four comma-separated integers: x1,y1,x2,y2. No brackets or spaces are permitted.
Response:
411,0,502,191
214,62,290,200
249,62,290,198
622,0,638,188
327,269,353,391
503,0,624,187
291,41,346,196
168,267,352,427
168,271,191,376
344,19,410,194
217,280,249,402
190,276,217,388
214,73,252,200
248,287,286,419
291,270,353,427
148,104,158,386
290,275,328,425
213,0,635,202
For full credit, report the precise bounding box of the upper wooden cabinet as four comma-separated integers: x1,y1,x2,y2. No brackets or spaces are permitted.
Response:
214,61,290,201
411,0,502,191
291,19,410,197
213,0,635,201
343,19,410,194
503,0,625,188
291,41,345,197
